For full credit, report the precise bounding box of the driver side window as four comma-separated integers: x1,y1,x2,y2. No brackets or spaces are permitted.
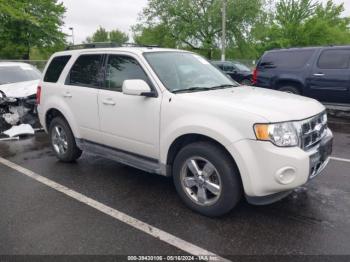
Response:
104,55,149,92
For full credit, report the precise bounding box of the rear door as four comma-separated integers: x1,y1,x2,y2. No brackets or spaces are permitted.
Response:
307,48,350,103
65,54,104,143
257,49,315,89
98,53,161,159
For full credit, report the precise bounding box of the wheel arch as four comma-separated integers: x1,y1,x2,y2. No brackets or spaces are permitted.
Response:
45,107,80,138
165,133,241,180
274,79,305,94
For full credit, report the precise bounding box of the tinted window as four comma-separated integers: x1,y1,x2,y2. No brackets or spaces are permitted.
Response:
260,49,315,69
216,64,224,70
104,55,149,92
318,49,350,69
0,64,41,85
224,63,235,72
44,56,71,83
69,55,103,87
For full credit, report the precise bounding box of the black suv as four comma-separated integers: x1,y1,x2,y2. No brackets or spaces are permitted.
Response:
254,46,350,104
211,60,253,85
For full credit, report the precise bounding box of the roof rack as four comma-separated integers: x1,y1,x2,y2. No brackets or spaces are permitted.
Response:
66,42,120,50
66,42,160,50
123,43,160,48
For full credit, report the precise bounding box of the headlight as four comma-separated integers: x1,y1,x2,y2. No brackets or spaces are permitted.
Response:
254,122,299,147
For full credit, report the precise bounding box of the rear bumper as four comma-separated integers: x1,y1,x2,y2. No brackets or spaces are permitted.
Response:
227,129,333,198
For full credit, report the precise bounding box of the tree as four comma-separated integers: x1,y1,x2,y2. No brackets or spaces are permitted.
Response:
0,0,66,59
256,0,350,52
109,29,129,44
138,0,222,58
86,26,109,43
85,27,129,45
299,1,350,46
133,24,177,48
136,0,264,59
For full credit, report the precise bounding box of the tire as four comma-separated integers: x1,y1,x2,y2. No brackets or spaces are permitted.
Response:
49,117,82,162
173,142,242,217
241,79,252,86
278,85,300,94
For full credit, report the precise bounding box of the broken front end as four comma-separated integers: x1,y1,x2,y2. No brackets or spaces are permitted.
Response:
0,91,39,137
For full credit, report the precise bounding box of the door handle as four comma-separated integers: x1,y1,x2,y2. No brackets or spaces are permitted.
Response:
102,98,116,106
313,73,325,77
63,92,72,98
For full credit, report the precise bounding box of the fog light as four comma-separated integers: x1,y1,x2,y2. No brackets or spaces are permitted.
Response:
275,167,296,185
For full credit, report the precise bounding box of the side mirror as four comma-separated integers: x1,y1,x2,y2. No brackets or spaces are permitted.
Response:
122,80,156,97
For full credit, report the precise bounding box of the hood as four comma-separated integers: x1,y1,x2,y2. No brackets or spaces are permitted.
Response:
179,86,325,122
0,80,39,98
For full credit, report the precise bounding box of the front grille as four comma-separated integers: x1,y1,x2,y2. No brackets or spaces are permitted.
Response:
300,112,327,150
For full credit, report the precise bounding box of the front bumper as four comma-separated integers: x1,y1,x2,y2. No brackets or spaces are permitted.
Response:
308,130,333,180
227,128,333,198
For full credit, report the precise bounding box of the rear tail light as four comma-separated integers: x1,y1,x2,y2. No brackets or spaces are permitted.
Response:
36,85,41,105
252,67,258,85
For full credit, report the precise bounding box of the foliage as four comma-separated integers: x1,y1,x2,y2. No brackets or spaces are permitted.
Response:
85,27,129,45
1,0,349,61
0,0,66,59
110,29,129,44
135,0,350,59
255,0,350,53
135,0,222,58
135,0,265,59
133,24,177,48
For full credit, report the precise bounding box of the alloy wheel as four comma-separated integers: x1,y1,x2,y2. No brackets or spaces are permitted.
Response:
51,125,68,155
180,157,222,206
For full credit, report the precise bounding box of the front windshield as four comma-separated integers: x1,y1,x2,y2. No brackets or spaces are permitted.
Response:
233,63,251,72
0,65,41,85
144,52,239,93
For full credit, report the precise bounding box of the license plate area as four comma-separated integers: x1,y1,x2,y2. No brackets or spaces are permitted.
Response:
320,138,333,162
309,137,333,179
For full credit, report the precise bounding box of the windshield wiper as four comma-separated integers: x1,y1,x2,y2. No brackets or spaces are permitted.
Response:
172,87,212,93
172,84,237,94
209,84,237,89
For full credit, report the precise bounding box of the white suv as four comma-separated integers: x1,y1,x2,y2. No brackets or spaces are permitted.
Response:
37,45,333,216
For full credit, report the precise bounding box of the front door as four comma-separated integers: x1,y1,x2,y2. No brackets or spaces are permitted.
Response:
98,54,161,159
307,48,350,104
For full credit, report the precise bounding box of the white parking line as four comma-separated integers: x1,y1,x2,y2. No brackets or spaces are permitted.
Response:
330,156,350,163
0,157,229,262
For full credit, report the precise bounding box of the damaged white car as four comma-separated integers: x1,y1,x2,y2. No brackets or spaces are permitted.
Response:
0,62,41,138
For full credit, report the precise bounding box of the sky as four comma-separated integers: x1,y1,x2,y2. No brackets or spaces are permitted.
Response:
61,0,350,45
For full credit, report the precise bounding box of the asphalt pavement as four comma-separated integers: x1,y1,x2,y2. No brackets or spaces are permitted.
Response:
0,122,349,260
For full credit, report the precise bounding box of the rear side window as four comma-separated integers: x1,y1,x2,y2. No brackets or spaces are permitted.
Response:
224,63,235,72
44,56,71,83
318,49,350,69
68,54,103,87
260,50,315,69
103,55,149,92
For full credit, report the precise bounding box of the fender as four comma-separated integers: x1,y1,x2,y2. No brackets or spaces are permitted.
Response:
159,113,252,165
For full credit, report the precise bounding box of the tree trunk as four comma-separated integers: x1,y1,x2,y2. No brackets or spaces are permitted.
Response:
22,51,30,60
207,48,212,60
